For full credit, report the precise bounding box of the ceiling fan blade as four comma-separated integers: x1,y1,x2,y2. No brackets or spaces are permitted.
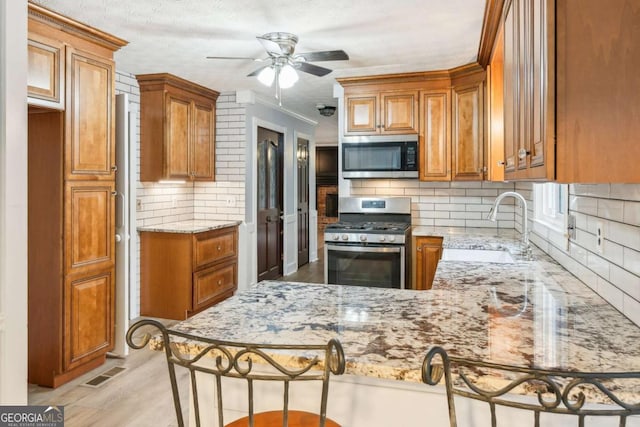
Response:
247,65,270,77
207,56,265,61
256,36,284,56
296,62,333,77
296,50,349,62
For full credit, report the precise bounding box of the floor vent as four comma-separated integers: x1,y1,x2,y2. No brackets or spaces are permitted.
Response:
82,366,127,388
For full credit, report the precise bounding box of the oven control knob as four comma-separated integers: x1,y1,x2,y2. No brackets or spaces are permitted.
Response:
379,235,386,242
333,234,340,241
341,234,349,241
359,234,367,242
388,235,396,242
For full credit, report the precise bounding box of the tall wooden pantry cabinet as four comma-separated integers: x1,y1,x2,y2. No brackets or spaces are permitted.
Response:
27,3,127,387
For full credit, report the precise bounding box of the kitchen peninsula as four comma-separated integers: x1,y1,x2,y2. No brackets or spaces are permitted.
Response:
150,229,640,426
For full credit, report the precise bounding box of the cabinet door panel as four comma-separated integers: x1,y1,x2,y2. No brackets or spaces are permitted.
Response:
64,270,114,370
346,95,378,134
65,182,114,275
193,261,237,311
382,92,418,134
530,0,546,168
419,91,451,180
415,237,443,290
452,84,484,180
66,48,114,179
194,227,238,269
166,95,191,179
28,35,64,109
517,0,530,170
192,101,215,180
504,0,517,174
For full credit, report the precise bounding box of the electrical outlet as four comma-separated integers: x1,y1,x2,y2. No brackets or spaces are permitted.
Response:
225,196,236,207
595,221,604,253
136,199,142,211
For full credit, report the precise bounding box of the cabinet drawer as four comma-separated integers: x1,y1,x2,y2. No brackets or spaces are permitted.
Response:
193,227,238,268
193,261,237,311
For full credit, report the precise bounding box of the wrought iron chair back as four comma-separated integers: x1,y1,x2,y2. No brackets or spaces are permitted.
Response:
126,319,346,427
422,346,640,427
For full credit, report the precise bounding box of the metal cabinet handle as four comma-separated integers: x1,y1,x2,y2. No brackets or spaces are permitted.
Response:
497,160,506,166
111,191,117,196
111,165,117,172
417,246,422,252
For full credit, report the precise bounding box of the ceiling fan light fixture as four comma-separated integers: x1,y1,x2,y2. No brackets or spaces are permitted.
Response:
278,64,299,89
257,66,275,87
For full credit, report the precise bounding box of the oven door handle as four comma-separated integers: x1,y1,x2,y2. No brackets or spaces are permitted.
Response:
325,244,401,254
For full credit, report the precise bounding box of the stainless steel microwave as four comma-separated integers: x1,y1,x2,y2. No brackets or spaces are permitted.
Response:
341,135,419,179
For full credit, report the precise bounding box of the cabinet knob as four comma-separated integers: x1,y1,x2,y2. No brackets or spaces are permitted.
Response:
111,191,117,196
518,148,531,160
417,246,422,252
111,165,117,172
217,279,222,285
497,161,506,166
217,245,222,251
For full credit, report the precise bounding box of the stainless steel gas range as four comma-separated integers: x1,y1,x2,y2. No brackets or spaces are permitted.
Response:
324,197,412,289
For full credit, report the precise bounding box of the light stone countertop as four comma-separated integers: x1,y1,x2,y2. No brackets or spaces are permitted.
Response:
152,227,640,403
137,219,241,233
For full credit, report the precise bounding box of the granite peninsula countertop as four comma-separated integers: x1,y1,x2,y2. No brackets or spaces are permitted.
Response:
137,219,241,233
154,227,640,403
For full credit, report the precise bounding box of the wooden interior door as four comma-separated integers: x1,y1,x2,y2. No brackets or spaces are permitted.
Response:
297,138,309,267
257,127,283,281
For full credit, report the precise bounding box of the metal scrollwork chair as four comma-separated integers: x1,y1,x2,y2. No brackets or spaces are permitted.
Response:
127,319,346,427
422,346,640,427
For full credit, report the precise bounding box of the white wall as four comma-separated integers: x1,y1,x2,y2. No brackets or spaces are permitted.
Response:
0,0,28,404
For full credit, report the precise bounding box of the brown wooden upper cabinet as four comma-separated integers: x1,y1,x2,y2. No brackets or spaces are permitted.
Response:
485,0,640,182
28,32,64,110
339,67,487,182
137,73,219,182
344,90,419,135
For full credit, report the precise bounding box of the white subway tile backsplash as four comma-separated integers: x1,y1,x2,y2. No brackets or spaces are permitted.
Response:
623,296,640,326
570,196,598,216
623,201,640,226
435,219,466,227
610,265,640,300
587,252,610,280
608,221,640,251
597,199,624,222
624,248,640,276
596,277,624,311
571,184,611,198
450,181,482,189
611,184,640,201
466,189,499,197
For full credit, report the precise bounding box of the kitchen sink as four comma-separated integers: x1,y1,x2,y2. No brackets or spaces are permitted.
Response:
441,248,516,263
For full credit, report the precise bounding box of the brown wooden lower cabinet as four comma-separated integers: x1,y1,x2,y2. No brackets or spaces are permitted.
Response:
140,225,238,320
414,236,443,290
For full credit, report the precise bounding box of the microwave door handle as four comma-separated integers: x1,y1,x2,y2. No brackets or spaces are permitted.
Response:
325,244,401,254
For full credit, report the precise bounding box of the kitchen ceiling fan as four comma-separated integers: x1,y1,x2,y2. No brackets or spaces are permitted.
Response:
207,32,349,103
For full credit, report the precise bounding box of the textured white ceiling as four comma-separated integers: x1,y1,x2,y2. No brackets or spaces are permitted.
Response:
32,0,486,141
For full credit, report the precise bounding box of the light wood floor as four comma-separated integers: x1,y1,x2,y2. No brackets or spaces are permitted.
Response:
28,257,325,426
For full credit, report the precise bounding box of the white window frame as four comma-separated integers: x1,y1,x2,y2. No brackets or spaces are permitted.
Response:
533,183,568,233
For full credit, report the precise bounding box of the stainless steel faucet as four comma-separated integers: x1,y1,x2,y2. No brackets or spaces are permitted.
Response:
487,191,530,255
